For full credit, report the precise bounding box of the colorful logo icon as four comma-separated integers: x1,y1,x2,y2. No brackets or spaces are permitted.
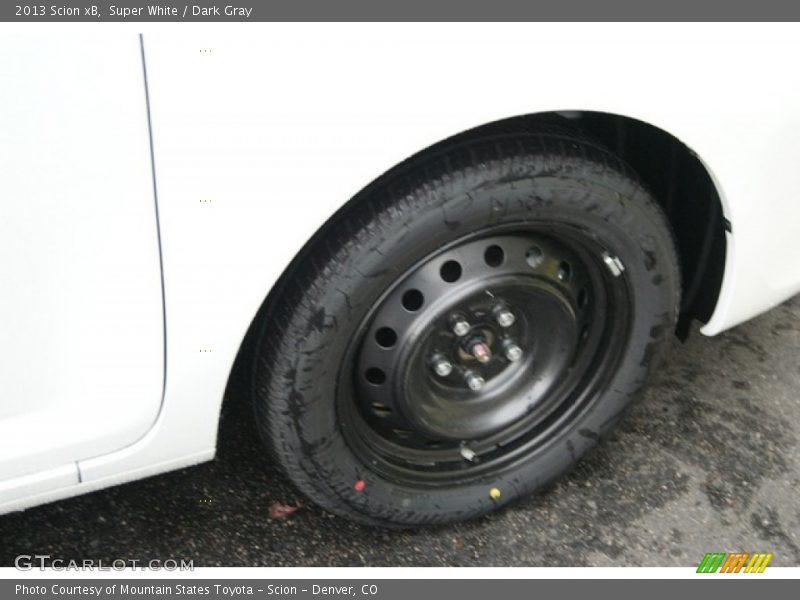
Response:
697,552,773,573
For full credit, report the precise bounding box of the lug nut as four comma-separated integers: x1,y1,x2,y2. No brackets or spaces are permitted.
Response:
494,306,516,328
451,317,471,337
431,355,453,377
469,341,492,364
465,371,485,391
504,342,523,363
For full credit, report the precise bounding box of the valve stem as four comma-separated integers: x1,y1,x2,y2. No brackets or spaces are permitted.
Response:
460,447,477,462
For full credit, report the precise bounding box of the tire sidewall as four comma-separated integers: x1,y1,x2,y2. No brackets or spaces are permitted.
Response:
262,152,678,525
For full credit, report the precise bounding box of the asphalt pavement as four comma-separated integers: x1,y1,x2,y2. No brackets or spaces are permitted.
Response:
1,296,798,567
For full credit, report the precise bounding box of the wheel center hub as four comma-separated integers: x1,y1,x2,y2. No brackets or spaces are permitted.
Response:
399,283,578,440
465,338,492,364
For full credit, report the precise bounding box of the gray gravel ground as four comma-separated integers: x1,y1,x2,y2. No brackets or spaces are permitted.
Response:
1,296,798,567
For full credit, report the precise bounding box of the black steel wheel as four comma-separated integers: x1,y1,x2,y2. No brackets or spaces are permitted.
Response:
253,126,679,526
344,228,631,483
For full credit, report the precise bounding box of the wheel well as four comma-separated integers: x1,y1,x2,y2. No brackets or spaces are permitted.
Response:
224,111,727,411
563,111,726,334
404,111,726,333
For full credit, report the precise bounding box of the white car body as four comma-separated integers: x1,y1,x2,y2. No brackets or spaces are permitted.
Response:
1,24,799,515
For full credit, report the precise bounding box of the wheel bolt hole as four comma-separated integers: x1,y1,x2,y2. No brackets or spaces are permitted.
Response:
577,289,588,309
401,289,424,311
484,245,505,267
557,261,572,282
371,402,392,417
365,367,386,385
440,260,462,283
526,246,544,268
375,327,397,348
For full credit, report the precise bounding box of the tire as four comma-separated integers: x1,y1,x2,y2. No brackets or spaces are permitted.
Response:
252,128,680,527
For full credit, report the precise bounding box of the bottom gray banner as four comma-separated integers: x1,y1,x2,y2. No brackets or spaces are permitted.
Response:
3,580,795,600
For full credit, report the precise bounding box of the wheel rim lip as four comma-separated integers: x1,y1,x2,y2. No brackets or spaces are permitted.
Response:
336,222,633,485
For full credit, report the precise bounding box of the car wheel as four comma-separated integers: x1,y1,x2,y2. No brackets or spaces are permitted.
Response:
252,129,680,526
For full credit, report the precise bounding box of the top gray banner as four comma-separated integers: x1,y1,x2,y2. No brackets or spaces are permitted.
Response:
3,0,800,22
